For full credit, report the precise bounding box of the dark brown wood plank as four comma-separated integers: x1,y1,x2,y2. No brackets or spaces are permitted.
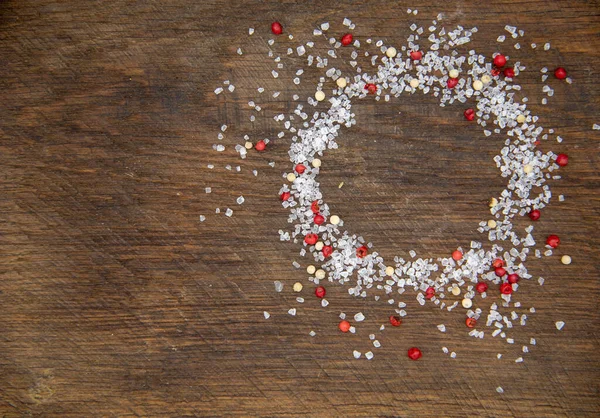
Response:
0,0,599,416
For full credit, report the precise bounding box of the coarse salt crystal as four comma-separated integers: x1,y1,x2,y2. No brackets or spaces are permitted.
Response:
354,312,365,322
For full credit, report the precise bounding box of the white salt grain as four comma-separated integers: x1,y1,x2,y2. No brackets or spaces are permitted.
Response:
353,350,362,359
236,196,245,205
555,321,565,330
288,308,296,316
354,312,365,322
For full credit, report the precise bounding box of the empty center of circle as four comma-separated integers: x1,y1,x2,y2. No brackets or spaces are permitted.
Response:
318,100,503,258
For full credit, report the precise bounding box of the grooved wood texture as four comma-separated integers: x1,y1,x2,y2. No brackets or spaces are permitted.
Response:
1,1,599,416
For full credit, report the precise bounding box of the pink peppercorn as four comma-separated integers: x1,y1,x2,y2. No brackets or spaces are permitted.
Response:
314,214,325,225
322,245,333,258
495,267,507,277
452,250,463,261
507,273,520,284
271,22,283,35
493,54,507,67
311,201,320,214
554,67,567,80
492,258,504,269
556,153,568,167
255,140,266,151
410,50,422,61
365,83,377,94
356,245,368,258
491,68,501,77
341,33,353,46
389,315,402,327
280,191,291,201
546,235,560,248
500,283,513,295
503,67,515,78
339,320,351,332
408,347,422,360
529,209,541,221
466,318,477,328
295,164,306,174
476,282,488,293
464,108,475,121
304,233,318,245
315,286,326,298
447,78,459,89
425,287,435,299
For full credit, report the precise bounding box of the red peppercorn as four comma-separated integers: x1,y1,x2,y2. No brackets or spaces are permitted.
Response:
503,67,515,78
546,234,560,248
314,214,325,225
500,283,513,295
447,78,459,89
311,201,320,213
464,108,475,121
492,258,504,269
341,33,353,46
304,233,318,245
339,320,351,332
322,245,333,258
365,83,377,94
389,315,402,327
408,347,422,360
466,317,477,328
491,68,501,77
528,209,541,221
495,267,507,277
556,153,568,167
356,245,368,258
271,22,283,35
295,164,306,174
554,67,567,80
493,54,507,67
410,50,422,61
255,140,266,151
315,285,326,298
280,191,291,201
425,286,435,299
476,282,488,293
452,250,463,261
507,273,520,284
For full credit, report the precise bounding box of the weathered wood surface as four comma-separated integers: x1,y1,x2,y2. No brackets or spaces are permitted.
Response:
1,0,599,416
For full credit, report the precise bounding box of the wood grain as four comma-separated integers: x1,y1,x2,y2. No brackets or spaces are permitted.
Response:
1,0,599,416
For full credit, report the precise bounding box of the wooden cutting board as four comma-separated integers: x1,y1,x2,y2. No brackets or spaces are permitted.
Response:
1,0,598,416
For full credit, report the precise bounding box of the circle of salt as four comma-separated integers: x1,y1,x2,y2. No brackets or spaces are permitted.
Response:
280,27,562,312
